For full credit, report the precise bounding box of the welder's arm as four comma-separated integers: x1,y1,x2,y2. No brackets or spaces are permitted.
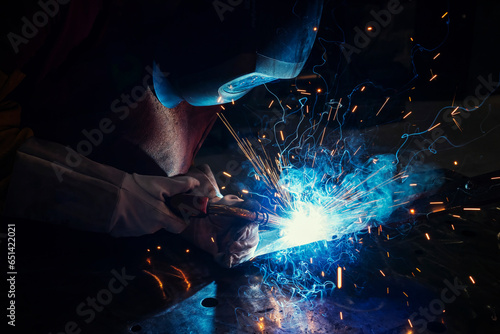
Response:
3,137,203,236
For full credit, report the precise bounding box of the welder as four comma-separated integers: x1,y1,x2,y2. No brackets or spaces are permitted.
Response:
0,0,322,267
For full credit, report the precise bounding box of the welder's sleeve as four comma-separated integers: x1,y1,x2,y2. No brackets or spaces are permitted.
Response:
3,137,201,236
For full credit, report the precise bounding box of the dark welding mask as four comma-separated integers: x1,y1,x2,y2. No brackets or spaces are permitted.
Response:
152,0,323,108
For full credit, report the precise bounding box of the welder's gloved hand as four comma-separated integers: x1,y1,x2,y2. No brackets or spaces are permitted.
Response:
180,193,260,268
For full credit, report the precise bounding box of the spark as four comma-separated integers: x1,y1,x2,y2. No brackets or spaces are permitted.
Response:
376,97,390,116
408,319,413,328
453,161,458,166
268,100,274,108
427,123,441,132
258,317,265,330
353,146,361,156
223,171,232,177
144,270,167,298
463,208,481,211
319,128,327,147
333,98,342,120
433,53,441,59
469,276,476,284
352,105,358,113
380,270,386,277
452,118,463,131
491,176,500,180
171,266,191,290
403,111,412,119
430,74,438,81
441,12,448,19
337,267,343,289
339,312,343,320
425,233,430,240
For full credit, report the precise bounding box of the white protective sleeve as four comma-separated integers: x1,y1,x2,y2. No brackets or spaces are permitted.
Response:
3,137,200,237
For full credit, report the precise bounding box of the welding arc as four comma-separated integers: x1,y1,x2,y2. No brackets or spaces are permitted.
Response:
208,204,283,228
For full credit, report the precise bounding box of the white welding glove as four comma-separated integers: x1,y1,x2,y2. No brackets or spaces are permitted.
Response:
3,137,209,236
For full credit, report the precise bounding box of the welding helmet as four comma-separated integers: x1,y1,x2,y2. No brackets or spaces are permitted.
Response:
152,0,323,108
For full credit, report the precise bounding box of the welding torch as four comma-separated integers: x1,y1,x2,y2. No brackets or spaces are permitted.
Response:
169,194,282,227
